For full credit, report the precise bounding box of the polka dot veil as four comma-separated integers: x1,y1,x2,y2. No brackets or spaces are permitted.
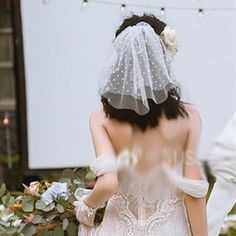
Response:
99,21,177,116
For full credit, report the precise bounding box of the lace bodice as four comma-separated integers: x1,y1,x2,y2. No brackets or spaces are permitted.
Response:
77,154,209,236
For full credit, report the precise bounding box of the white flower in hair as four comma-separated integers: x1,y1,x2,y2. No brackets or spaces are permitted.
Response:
160,26,179,58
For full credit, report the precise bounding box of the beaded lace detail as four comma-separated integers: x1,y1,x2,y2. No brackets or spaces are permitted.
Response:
77,163,207,235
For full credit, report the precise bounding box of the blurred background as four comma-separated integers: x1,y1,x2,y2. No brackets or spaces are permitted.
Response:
0,0,20,189
0,0,235,234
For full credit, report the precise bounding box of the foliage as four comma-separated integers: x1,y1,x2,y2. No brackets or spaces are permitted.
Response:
0,168,101,236
0,165,235,235
220,223,236,236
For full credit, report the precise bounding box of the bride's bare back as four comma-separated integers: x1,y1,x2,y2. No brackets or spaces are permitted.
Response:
78,104,208,236
97,104,194,172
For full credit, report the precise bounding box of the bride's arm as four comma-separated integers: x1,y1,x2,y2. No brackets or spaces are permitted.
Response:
184,108,208,236
83,110,118,209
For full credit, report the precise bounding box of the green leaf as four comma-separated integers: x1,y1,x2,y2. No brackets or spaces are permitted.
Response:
57,199,68,208
68,194,77,204
1,192,10,206
52,226,64,236
7,196,15,207
62,218,69,230
19,222,26,232
42,204,54,212
22,224,36,236
45,212,57,221
73,179,83,185
62,169,75,179
69,183,77,193
5,226,17,234
0,224,6,232
23,201,34,212
66,222,77,236
35,200,46,210
0,183,6,198
36,229,50,236
32,215,43,224
56,204,64,213
10,191,24,196
22,196,35,212
22,195,32,203
59,178,72,186
60,212,72,220
0,220,8,227
85,171,96,180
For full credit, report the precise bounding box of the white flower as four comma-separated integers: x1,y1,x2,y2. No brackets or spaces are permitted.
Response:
29,181,40,192
162,27,176,44
0,204,5,211
160,26,179,58
41,182,69,205
22,182,40,197
0,205,14,222
12,219,22,227
1,213,14,222
15,196,23,204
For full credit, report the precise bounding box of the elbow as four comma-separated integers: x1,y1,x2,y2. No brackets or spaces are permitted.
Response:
104,179,118,196
99,174,118,196
104,186,118,197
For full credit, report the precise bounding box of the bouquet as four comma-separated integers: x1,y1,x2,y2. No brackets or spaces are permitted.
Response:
0,168,105,236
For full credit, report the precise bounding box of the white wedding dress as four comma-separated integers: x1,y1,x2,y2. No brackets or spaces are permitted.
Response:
77,156,209,236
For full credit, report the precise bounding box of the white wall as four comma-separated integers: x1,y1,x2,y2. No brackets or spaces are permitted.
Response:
20,0,236,168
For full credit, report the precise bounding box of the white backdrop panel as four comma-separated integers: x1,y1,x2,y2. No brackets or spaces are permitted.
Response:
20,0,236,168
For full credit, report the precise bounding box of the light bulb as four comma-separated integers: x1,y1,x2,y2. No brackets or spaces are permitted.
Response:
82,0,88,10
198,8,204,18
3,112,10,127
3,118,9,127
160,7,165,16
121,4,126,14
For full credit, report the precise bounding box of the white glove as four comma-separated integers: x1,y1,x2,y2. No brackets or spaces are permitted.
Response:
74,196,98,227
73,187,105,227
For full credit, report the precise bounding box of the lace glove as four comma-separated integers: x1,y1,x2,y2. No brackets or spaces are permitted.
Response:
73,188,105,227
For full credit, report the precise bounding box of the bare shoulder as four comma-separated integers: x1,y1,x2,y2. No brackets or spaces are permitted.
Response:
184,104,202,126
89,107,107,128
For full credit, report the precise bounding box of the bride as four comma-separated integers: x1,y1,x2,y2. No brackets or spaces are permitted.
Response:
75,14,209,236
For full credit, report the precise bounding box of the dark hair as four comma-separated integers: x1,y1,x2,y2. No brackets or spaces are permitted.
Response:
101,13,189,132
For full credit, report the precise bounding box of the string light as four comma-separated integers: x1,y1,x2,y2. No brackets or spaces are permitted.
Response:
2,112,10,127
120,4,127,16
82,0,236,14
121,4,126,12
198,8,204,17
160,7,165,16
82,0,88,10
3,117,9,127
3,112,12,169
